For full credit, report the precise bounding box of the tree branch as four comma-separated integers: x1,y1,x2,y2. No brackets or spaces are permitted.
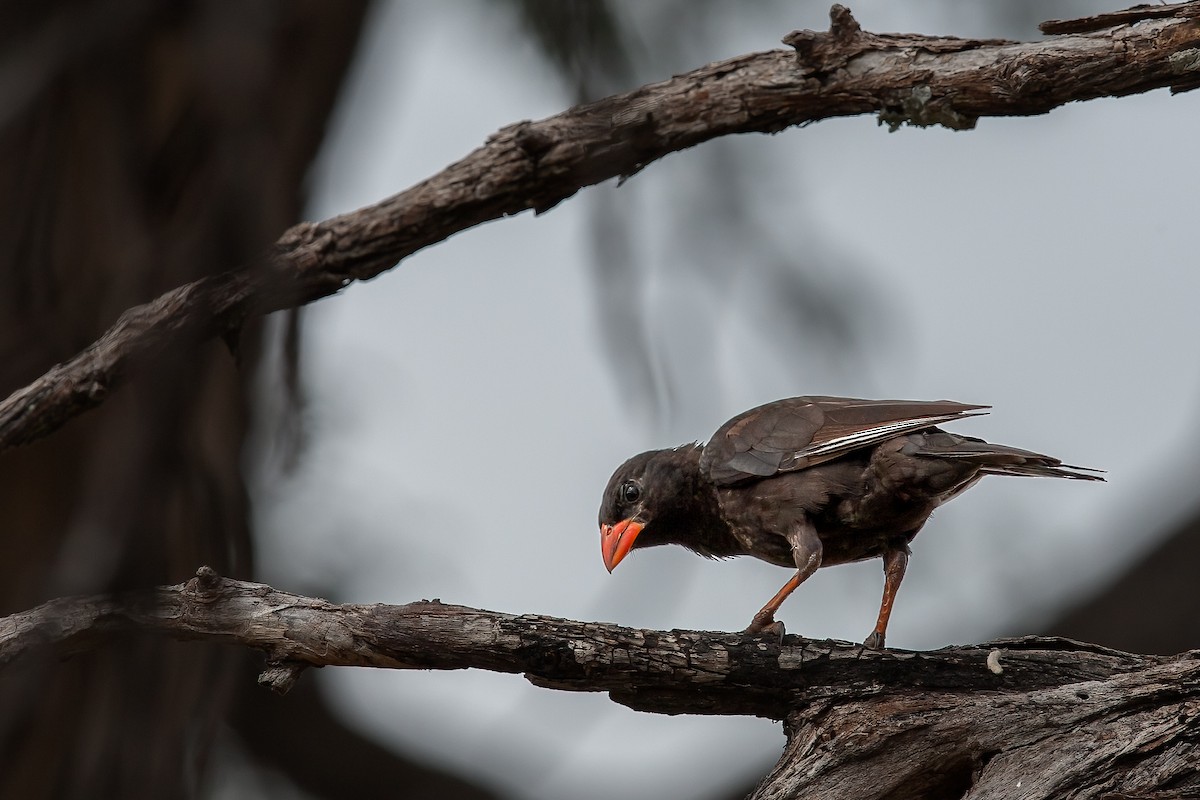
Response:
1040,1,1200,35
0,566,1176,713
1,2,1198,452
3,566,1199,798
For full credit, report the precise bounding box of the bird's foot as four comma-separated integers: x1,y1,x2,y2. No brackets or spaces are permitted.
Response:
743,613,785,642
863,631,886,650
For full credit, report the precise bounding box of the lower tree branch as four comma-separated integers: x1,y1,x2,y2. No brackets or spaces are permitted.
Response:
2,1,1199,452
0,566,1158,716
4,567,1199,798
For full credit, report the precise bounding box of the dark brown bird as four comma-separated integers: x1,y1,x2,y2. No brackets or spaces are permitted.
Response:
598,396,1103,648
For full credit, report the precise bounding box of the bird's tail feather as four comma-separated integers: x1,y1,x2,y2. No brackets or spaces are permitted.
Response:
910,435,1106,481
978,462,1106,481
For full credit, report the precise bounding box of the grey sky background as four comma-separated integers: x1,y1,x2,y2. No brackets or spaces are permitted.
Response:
251,2,1200,798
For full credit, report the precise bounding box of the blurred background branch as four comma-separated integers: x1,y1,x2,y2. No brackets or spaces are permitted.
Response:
4,2,1197,454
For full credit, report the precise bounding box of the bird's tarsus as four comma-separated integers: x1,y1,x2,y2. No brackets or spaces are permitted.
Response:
744,609,776,633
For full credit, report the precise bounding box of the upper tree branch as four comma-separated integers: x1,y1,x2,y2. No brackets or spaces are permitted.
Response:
1041,1,1200,35
3,2,1199,452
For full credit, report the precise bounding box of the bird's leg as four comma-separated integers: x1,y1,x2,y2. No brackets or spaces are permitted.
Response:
863,545,909,650
745,522,822,634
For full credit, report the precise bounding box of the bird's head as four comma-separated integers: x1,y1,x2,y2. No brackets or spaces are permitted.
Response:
598,445,703,572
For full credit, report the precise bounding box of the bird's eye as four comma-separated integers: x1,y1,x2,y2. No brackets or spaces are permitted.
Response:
620,481,641,504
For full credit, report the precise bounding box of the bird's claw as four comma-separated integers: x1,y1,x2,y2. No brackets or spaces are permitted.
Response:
744,615,786,642
863,631,885,650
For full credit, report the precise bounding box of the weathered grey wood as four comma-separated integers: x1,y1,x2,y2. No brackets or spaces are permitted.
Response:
2,2,1198,452
3,567,1199,798
753,657,1200,798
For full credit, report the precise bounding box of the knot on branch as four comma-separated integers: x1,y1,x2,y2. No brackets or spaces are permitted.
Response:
272,222,347,301
828,4,862,43
784,4,863,54
782,5,871,81
187,565,225,598
510,120,555,162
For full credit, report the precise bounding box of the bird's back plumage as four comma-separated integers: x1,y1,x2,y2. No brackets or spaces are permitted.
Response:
700,396,990,485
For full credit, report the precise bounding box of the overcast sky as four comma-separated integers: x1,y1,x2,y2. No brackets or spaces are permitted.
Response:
252,2,1200,798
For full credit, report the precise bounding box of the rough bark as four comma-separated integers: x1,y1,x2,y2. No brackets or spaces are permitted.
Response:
757,663,1200,800
2,2,1199,453
4,567,1199,800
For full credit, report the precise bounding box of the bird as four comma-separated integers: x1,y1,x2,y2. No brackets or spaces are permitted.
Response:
597,396,1103,649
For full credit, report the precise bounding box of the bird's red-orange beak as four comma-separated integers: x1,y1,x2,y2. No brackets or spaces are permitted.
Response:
600,518,643,573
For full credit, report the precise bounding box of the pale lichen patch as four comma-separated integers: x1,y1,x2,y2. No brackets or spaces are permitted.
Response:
1168,48,1200,74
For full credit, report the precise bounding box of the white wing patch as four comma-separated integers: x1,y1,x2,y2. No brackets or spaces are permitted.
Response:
798,412,978,461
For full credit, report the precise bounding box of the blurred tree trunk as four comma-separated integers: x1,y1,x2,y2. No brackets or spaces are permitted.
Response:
0,2,367,796
1043,503,1200,655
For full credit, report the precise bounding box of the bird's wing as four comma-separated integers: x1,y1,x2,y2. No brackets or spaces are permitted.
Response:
700,396,989,485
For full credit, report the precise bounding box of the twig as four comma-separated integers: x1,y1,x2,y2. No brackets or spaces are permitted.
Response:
1041,2,1200,35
